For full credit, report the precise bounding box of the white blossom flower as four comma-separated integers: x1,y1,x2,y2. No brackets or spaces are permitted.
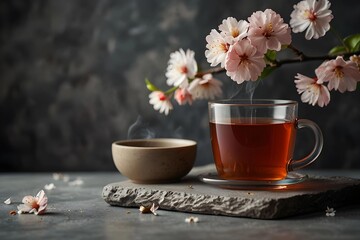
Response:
316,56,360,93
44,183,56,191
17,190,48,215
325,206,336,217
188,74,222,100
290,0,333,40
295,73,330,107
218,17,249,44
185,216,199,223
149,91,173,115
4,198,11,205
248,9,292,53
174,87,193,105
166,49,198,88
225,39,266,84
205,29,230,68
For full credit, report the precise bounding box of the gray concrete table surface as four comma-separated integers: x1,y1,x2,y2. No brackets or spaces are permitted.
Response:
0,170,360,240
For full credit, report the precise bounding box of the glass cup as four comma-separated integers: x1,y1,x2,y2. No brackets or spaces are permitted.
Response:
208,99,323,181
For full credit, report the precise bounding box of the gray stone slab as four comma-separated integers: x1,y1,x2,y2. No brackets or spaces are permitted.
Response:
102,165,360,219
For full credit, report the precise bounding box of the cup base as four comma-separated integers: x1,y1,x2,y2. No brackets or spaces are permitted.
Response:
199,172,307,190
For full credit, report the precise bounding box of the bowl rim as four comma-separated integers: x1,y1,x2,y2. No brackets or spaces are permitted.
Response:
112,138,197,149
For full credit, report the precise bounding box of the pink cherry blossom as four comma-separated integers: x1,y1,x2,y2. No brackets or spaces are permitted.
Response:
149,91,173,115
290,0,333,40
218,17,249,44
248,9,291,53
17,190,48,215
225,39,266,84
174,87,193,105
166,49,198,88
316,56,360,93
188,74,222,100
294,73,330,107
205,29,230,68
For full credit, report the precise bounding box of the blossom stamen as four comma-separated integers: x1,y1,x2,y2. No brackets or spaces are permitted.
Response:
159,95,167,101
179,66,188,74
334,66,344,79
220,43,229,52
305,10,317,21
231,29,240,38
263,23,274,38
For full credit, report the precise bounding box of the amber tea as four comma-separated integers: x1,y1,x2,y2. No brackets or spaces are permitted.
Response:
210,118,296,180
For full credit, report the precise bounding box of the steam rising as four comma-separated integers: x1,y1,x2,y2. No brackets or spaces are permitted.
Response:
127,116,185,140
229,80,261,100
127,116,155,139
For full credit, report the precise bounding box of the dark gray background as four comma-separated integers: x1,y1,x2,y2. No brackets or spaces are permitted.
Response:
1,0,360,171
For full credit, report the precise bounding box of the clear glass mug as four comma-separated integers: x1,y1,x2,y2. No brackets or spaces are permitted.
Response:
208,99,323,181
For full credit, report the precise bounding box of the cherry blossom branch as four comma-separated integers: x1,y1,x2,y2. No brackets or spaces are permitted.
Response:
195,67,224,78
275,49,360,67
192,50,360,77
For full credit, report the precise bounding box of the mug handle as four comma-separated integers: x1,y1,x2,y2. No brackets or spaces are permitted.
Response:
288,119,323,171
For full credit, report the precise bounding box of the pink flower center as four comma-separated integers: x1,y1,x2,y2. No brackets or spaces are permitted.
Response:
334,66,344,79
158,93,167,101
179,66,188,74
305,10,317,21
263,23,274,38
31,201,40,210
239,55,249,65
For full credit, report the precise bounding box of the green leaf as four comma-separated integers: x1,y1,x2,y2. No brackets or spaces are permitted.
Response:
145,78,159,91
329,45,347,56
265,50,277,62
258,66,277,80
344,33,360,52
353,40,360,52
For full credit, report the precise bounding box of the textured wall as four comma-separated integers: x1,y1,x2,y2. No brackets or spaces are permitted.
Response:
1,0,360,171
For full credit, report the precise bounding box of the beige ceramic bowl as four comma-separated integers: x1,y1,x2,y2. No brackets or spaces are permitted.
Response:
112,138,197,183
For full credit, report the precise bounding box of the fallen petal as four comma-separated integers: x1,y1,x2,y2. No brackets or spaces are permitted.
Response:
4,198,11,205
185,216,199,223
9,210,17,216
68,178,84,186
17,204,32,213
139,205,151,214
22,196,36,205
44,183,56,191
150,203,159,216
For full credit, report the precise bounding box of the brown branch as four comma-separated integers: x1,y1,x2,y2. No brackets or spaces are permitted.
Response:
276,50,360,67
195,66,225,78
194,51,360,76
